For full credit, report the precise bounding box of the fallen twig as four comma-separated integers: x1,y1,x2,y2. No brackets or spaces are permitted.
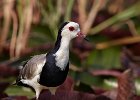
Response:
95,36,140,50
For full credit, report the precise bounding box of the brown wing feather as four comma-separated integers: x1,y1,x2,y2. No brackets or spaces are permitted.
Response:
19,54,46,79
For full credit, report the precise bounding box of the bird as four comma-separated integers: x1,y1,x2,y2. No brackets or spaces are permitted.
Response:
14,21,86,99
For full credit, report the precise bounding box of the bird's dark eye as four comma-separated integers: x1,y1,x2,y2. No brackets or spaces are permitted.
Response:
69,26,75,31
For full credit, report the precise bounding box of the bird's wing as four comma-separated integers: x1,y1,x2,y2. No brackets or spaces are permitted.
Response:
19,54,47,80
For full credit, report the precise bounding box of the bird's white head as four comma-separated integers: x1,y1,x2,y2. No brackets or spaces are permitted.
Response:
60,22,85,40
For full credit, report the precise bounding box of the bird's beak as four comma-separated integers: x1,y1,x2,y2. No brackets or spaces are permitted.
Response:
77,32,85,38
77,32,89,41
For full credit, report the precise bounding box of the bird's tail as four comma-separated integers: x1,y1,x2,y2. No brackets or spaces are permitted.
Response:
12,76,23,86
12,82,17,85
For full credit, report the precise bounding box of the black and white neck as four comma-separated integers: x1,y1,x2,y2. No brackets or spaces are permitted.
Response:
53,33,70,70
53,22,71,70
50,21,85,70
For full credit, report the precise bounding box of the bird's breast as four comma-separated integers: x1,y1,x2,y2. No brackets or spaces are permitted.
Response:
54,50,69,71
39,53,69,87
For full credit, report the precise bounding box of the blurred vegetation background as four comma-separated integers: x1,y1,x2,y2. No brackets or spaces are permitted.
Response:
1,0,140,99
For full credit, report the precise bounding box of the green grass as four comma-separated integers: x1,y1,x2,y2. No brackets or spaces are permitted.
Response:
5,85,34,98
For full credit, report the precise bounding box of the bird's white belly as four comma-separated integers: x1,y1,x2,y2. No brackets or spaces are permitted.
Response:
21,75,42,88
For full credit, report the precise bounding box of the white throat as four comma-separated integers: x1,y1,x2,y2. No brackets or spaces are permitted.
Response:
54,36,70,70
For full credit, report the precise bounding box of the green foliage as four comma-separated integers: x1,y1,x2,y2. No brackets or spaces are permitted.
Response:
5,86,34,98
90,1,140,34
29,24,55,46
64,0,74,21
69,71,102,86
87,47,121,69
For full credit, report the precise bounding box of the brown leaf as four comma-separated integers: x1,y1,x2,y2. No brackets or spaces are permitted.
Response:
2,96,28,100
0,82,9,93
121,47,140,77
38,90,96,100
58,76,74,91
133,95,140,100
126,43,140,56
116,69,135,100
89,69,121,77
0,64,18,77
0,93,8,99
102,89,117,100
95,95,111,100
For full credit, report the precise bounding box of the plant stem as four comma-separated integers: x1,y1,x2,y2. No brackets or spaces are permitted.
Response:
90,2,140,35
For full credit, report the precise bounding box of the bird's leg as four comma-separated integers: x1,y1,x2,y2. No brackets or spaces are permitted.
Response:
48,87,58,95
20,79,41,99
35,88,42,100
